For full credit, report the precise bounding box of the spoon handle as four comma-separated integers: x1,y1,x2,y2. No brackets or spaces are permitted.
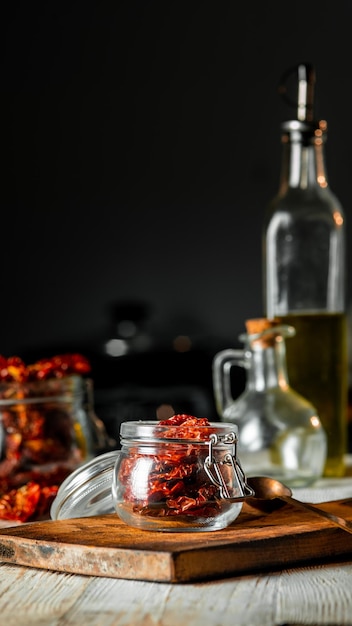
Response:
280,496,352,534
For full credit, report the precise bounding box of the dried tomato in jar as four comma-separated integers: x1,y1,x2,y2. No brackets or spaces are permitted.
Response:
112,414,251,532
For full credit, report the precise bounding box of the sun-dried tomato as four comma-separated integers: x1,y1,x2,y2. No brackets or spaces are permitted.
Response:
0,356,28,383
26,353,91,381
0,352,91,383
0,482,41,522
0,482,59,522
158,414,216,440
35,485,59,520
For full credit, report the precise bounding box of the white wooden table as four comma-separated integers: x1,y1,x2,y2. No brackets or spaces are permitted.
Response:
1,466,352,626
0,559,351,626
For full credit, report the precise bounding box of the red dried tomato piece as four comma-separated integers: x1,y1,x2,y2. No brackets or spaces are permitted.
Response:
0,355,28,382
34,485,58,520
27,353,91,380
159,414,209,426
0,481,41,522
0,482,59,522
158,414,216,441
167,484,220,516
167,495,198,512
66,353,91,375
0,352,91,383
147,480,184,503
27,359,55,380
41,354,90,378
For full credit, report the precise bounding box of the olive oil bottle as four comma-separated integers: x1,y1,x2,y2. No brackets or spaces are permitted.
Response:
263,63,347,476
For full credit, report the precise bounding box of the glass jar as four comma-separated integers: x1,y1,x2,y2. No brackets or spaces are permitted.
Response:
0,374,95,494
51,420,254,532
112,420,253,532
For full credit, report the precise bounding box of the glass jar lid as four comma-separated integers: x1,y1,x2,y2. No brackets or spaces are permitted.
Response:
120,420,238,443
50,450,120,520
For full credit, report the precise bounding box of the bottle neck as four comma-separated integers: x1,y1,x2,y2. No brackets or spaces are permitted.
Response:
246,339,289,392
264,120,345,316
279,133,328,193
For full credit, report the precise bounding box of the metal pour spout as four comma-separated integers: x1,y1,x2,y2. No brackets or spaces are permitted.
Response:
278,62,316,122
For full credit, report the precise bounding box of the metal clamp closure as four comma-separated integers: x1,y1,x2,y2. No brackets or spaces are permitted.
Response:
204,433,254,500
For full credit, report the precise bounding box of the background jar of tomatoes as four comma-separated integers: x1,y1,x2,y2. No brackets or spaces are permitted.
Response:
0,371,109,522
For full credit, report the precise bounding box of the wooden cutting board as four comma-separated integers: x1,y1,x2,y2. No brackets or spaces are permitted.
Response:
0,499,352,583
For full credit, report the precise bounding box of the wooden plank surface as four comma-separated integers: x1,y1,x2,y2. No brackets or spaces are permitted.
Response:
2,560,352,626
0,499,352,583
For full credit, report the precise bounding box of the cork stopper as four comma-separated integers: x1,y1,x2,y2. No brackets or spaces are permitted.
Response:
245,318,282,348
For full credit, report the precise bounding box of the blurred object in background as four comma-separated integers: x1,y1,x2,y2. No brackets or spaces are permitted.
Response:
0,353,111,522
103,300,154,358
87,298,239,443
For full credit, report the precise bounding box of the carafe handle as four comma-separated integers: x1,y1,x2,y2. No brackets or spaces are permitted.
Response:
212,349,246,418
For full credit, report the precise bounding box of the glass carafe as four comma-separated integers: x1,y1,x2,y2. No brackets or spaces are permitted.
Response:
212,318,327,487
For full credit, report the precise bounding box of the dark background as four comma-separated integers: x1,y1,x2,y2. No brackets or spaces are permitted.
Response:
2,1,352,431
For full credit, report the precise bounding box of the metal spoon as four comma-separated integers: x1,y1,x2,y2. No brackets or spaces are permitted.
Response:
246,475,352,535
